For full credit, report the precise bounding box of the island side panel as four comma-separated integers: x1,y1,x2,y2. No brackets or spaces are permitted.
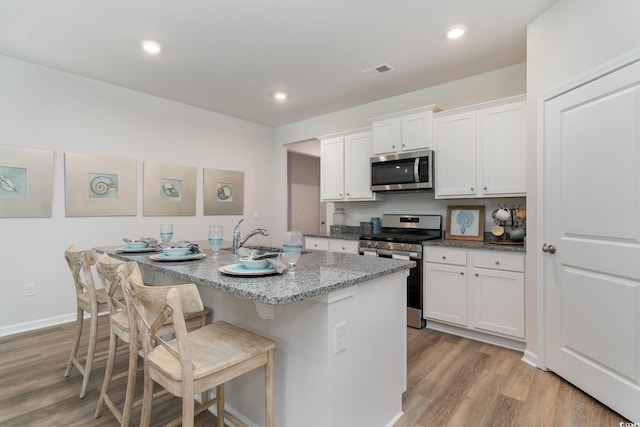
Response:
352,270,407,426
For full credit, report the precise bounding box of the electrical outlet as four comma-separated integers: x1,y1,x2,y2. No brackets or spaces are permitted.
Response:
335,321,347,354
253,211,260,220
24,282,36,297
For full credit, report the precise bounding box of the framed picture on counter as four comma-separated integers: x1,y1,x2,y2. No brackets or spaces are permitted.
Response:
445,205,485,241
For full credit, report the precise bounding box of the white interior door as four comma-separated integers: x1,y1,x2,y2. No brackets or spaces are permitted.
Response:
543,57,640,422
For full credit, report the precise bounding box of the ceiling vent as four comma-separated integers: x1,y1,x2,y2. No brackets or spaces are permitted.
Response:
363,63,395,77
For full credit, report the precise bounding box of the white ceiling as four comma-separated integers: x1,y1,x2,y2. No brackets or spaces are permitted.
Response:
0,0,557,127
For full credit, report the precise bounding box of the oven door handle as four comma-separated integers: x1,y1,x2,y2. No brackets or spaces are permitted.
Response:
414,158,420,183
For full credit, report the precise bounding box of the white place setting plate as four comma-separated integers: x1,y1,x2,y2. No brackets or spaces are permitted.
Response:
115,246,162,253
219,263,277,276
149,253,207,262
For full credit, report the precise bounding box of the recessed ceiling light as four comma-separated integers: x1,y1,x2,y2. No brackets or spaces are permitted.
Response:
141,40,161,55
446,25,466,39
274,91,287,101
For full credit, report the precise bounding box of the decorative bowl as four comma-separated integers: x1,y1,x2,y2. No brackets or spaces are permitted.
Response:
162,247,190,257
127,241,149,249
240,258,270,269
491,225,505,237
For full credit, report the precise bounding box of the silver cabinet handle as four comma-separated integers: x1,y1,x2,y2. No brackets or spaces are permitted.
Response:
484,186,488,190
542,244,557,254
442,256,447,260
460,272,464,275
495,260,500,265
475,273,479,277
470,187,474,191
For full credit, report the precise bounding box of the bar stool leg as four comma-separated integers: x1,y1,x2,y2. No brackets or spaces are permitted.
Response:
64,308,84,378
216,385,224,427
79,302,99,398
266,349,275,427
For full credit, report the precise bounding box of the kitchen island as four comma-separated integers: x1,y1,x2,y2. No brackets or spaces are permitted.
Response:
96,244,414,427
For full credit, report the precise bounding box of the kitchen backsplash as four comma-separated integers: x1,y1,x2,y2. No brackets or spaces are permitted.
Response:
330,192,526,233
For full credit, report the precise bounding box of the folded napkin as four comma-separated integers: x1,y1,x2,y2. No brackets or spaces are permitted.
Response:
122,237,159,247
168,240,201,254
237,247,286,274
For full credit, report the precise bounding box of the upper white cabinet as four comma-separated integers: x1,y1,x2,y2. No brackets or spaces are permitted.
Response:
369,105,441,155
434,96,526,199
320,130,383,202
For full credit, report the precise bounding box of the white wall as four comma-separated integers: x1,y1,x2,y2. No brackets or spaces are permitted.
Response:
526,0,640,363
0,55,277,334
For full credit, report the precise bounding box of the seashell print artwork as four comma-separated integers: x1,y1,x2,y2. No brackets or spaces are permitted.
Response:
217,183,233,202
160,178,182,201
0,166,26,197
89,173,118,199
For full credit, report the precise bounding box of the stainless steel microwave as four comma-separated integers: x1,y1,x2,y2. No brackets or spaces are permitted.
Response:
370,149,434,192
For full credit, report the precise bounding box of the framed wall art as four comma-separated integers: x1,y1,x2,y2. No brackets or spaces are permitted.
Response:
445,205,485,241
203,168,244,215
143,162,197,216
0,144,55,218
65,152,137,217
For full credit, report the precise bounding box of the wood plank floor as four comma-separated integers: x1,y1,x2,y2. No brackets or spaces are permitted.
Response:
0,319,630,426
395,327,629,427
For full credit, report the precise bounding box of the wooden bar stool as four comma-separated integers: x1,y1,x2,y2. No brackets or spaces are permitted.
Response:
121,266,276,427
94,254,210,426
63,244,113,398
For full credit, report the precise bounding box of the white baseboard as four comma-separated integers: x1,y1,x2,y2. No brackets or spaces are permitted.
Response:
521,349,545,370
0,311,108,338
387,410,404,427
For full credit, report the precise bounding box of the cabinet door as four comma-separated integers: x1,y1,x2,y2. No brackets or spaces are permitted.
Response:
372,118,401,155
402,111,432,152
434,112,477,198
424,262,467,326
481,101,526,196
344,132,374,200
329,239,359,254
320,137,345,201
472,268,524,339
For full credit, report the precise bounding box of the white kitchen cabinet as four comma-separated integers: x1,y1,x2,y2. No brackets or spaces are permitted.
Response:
305,237,330,251
329,239,359,254
320,130,383,201
424,262,468,326
434,96,526,199
424,246,525,341
369,105,441,155
471,252,524,339
305,237,358,254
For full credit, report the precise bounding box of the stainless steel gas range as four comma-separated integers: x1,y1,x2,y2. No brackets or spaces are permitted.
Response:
359,214,442,329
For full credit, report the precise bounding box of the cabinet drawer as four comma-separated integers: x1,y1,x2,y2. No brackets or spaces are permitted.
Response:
305,237,329,251
424,248,466,266
473,252,524,272
329,239,359,254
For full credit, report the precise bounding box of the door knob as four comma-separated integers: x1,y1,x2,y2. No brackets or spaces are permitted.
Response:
542,244,556,254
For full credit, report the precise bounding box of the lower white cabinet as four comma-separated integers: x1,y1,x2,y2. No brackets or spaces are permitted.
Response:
424,247,524,340
304,237,358,254
329,239,359,254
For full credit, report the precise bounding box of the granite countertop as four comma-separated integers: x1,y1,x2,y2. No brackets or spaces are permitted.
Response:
423,238,526,253
95,245,415,305
305,232,526,252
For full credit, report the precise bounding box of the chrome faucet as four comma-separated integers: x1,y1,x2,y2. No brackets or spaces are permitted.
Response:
232,219,270,254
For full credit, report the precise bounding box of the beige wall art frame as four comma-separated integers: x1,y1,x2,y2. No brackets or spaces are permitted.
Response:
203,168,244,215
0,144,55,218
143,162,196,216
65,152,137,217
